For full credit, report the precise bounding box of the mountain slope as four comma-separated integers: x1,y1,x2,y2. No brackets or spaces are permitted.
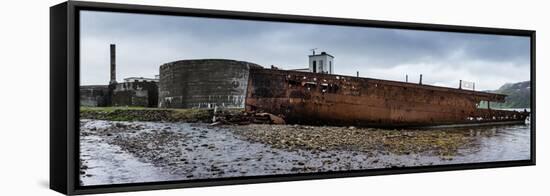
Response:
487,81,531,108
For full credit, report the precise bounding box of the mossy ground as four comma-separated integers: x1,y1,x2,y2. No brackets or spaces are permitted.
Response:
231,124,478,157
80,107,242,122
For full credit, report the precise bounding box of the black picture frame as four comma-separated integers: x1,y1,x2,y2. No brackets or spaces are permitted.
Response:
50,1,536,195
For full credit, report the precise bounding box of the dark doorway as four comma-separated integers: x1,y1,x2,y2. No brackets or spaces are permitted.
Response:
312,61,317,73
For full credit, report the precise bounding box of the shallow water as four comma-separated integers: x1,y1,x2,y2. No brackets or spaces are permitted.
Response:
80,135,181,186
79,119,531,186
379,124,531,166
440,124,531,163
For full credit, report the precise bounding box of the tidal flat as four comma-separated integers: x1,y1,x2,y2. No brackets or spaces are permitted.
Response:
79,119,530,186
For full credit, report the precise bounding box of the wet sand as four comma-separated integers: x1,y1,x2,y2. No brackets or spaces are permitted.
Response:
79,119,530,186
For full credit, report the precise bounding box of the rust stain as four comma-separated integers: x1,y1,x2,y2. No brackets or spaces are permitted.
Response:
245,68,529,128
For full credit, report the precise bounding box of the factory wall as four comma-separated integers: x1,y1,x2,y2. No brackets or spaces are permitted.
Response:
80,85,111,107
159,59,262,109
112,81,159,107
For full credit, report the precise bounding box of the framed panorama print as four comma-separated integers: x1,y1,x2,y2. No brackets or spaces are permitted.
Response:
50,1,535,195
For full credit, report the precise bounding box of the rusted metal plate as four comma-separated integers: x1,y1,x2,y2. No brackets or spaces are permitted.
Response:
245,68,528,128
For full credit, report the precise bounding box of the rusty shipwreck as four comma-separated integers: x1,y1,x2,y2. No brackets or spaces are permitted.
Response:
245,63,529,128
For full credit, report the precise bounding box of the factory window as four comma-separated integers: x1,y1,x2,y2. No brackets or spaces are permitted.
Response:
320,60,324,72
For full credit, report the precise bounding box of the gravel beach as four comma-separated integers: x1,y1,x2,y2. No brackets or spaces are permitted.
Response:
79,119,530,186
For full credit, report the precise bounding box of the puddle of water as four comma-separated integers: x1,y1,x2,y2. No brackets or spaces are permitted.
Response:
80,135,180,186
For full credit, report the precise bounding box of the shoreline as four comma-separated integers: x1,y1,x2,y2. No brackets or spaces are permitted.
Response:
79,119,530,186
80,106,528,128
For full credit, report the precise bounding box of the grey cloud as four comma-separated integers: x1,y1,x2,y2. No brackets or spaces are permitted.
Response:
80,10,530,90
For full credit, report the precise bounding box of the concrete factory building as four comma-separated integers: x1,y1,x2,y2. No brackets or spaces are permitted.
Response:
80,44,160,108
79,44,338,109
158,59,262,108
308,51,334,74
81,44,273,109
80,85,111,107
111,78,159,107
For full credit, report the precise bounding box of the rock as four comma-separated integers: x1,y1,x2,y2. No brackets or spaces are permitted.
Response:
115,123,126,128
267,114,286,125
146,143,154,149
209,121,223,126
290,167,301,172
441,156,454,161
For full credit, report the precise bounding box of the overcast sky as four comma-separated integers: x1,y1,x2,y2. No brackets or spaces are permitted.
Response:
80,10,531,90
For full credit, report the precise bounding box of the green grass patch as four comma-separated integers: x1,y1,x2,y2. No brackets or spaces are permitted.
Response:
80,106,243,123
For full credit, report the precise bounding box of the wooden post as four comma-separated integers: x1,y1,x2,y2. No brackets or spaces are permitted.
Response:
459,80,462,89
419,74,423,85
356,71,359,77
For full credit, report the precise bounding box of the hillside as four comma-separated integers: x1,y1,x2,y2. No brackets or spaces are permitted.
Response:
484,81,531,109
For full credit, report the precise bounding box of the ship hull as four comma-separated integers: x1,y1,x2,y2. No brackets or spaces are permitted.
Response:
245,69,529,128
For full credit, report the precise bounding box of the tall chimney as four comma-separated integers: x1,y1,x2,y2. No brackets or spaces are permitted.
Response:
109,44,116,84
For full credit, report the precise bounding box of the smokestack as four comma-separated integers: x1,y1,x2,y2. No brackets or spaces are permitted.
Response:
109,44,116,84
